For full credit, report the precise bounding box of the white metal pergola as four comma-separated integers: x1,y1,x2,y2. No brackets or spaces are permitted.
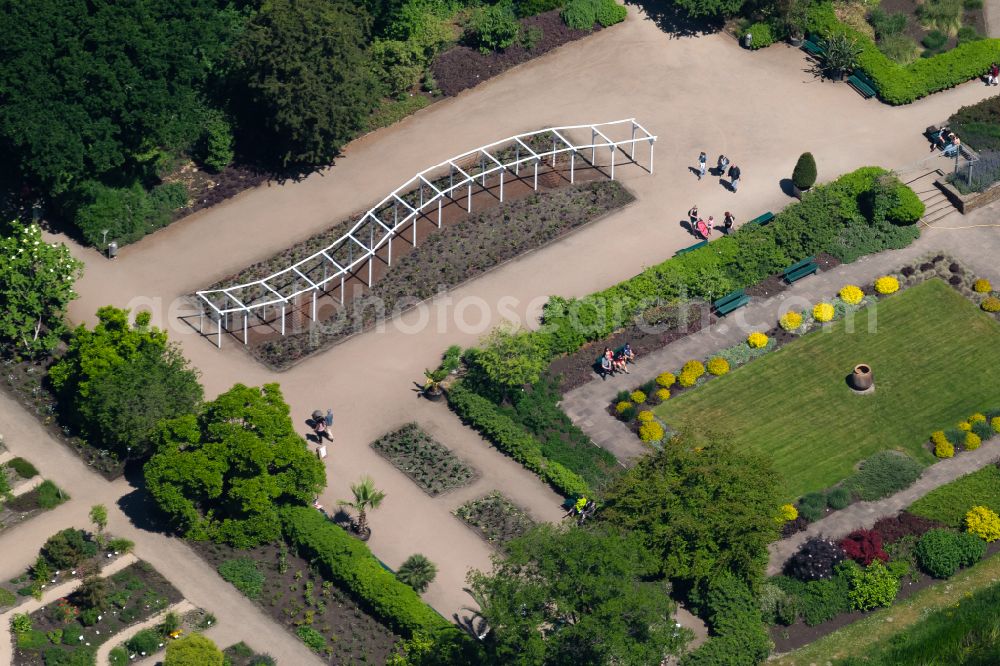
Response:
195,118,657,347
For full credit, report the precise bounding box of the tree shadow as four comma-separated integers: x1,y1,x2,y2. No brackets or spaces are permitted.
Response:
624,0,724,37
117,463,175,536
779,178,797,198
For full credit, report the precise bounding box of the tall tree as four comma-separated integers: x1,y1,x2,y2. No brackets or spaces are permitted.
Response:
145,383,326,547
467,524,689,665
233,0,378,167
0,224,83,357
600,429,780,584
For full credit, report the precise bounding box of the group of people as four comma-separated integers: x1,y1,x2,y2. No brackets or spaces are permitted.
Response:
696,152,742,192
987,62,1000,86
930,126,962,157
599,343,635,378
565,496,597,525
687,205,736,240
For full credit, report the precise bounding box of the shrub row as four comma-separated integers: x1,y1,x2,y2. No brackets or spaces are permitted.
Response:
682,572,771,666
447,383,590,497
279,506,456,638
807,2,1000,105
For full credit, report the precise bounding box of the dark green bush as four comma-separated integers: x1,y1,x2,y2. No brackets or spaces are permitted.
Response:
561,0,623,29
868,9,907,38
72,180,188,248
42,529,93,569
799,571,854,625
741,22,777,50
8,457,38,479
792,152,818,190
798,492,827,522
126,628,162,655
514,0,563,17
108,646,128,666
17,629,47,650
916,528,985,578
826,486,852,510
845,451,924,501
217,558,266,600
36,480,68,509
957,25,983,44
469,1,520,53
922,30,947,51
682,572,770,666
594,0,627,27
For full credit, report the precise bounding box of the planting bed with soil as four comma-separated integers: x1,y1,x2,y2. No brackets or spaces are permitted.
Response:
14,561,181,666
371,423,477,496
194,539,400,663
0,480,69,533
455,491,535,548
166,160,268,223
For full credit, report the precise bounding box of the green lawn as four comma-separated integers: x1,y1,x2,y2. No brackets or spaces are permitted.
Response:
654,279,1000,501
908,465,1000,527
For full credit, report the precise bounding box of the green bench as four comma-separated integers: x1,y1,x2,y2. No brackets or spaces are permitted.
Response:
674,240,708,257
747,211,774,226
802,34,825,57
712,289,749,316
783,256,818,284
847,71,877,99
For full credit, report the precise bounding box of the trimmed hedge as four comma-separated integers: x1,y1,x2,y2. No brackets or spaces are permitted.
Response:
447,383,590,498
807,2,1000,104
280,506,455,637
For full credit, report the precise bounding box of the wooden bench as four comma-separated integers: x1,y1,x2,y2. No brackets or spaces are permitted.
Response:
802,34,825,58
712,289,749,316
674,240,708,256
783,256,819,283
747,211,774,227
847,71,877,99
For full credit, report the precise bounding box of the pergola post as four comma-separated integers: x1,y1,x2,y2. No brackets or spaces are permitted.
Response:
388,234,392,265
437,199,442,228
340,276,345,304
281,306,286,335
592,128,597,162
467,183,472,212
217,313,222,348
650,139,655,175
551,138,556,167
570,152,575,184
243,313,248,345
312,290,317,321
630,122,637,160
533,161,539,190
199,303,204,333
499,169,504,202
609,145,616,180
515,145,520,175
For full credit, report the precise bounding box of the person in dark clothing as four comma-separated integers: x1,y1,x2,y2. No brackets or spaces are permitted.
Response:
723,211,735,233
728,165,741,192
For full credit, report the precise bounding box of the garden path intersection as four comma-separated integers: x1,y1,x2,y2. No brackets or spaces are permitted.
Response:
31,2,1000,640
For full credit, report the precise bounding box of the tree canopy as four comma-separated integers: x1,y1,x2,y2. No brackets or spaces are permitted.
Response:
467,523,689,665
144,383,326,548
0,223,82,357
599,430,780,584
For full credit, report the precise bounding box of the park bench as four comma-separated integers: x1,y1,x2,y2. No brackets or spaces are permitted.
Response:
674,239,708,256
802,34,825,58
847,70,878,99
712,289,749,317
783,256,818,284
746,211,774,227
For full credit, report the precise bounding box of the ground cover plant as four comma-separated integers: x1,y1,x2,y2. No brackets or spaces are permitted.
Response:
908,464,1000,527
109,608,216,664
13,561,181,666
653,279,1000,500
0,480,69,533
221,641,275,666
371,423,476,495
455,491,535,547
252,180,634,369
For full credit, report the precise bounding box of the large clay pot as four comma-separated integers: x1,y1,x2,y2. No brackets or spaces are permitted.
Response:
851,364,873,391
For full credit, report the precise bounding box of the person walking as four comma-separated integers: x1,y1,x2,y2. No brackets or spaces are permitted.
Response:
698,152,707,180
723,211,735,234
717,154,730,176
325,409,334,427
728,164,741,192
688,204,698,227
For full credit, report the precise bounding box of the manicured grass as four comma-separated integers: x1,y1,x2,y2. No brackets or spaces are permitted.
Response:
654,279,1000,500
771,552,1000,665
908,465,1000,527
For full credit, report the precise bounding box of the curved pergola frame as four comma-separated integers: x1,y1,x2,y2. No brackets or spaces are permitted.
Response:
196,118,656,347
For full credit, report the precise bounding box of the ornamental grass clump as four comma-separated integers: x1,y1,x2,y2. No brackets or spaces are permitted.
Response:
973,278,992,293
813,302,835,322
706,357,729,376
779,311,803,331
839,285,864,305
747,332,769,348
639,421,664,443
874,275,900,295
656,372,676,388
965,506,1000,542
982,296,1000,312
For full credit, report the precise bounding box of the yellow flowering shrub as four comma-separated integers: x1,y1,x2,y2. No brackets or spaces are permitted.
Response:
656,388,670,402
677,370,698,388
747,332,769,349
638,410,655,423
839,285,864,305
615,401,633,414
874,276,900,295
682,360,705,378
982,296,1000,313
706,357,730,376
935,438,955,459
776,504,798,522
779,311,803,331
958,421,972,432
973,278,992,293
970,413,987,424
966,506,1000,542
965,432,982,450
992,416,1000,433
630,390,647,405
639,421,665,442
813,302,835,323
656,372,676,388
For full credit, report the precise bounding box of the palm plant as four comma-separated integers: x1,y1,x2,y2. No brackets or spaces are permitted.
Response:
822,33,862,79
337,476,386,536
395,554,438,593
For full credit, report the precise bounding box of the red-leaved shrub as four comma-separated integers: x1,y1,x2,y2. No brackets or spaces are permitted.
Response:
840,529,888,566
871,512,943,544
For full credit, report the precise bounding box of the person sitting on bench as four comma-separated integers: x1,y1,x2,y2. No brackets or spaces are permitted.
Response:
943,134,961,157
622,343,635,364
600,351,613,378
613,350,629,374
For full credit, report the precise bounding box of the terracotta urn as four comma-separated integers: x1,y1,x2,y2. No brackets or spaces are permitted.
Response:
851,364,873,391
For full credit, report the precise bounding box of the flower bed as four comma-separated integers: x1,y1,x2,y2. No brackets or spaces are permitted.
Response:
455,491,535,548
108,607,215,665
13,561,181,666
250,180,634,370
370,423,476,496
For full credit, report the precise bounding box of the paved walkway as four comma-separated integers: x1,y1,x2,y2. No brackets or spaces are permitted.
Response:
37,6,1000,621
768,445,1000,575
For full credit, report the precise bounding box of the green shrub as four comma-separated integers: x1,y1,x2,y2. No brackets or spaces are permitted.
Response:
0,588,16,607
126,628,161,655
280,506,459,639
922,30,947,51
868,9,907,38
826,486,852,510
17,628,47,650
42,528,93,569
683,572,771,665
846,560,899,610
887,183,925,223
8,457,38,479
72,180,188,248
396,554,438,593
798,491,827,521
562,0,624,29
792,152,818,190
469,1,520,53
196,110,234,173
594,0,626,27
514,0,563,17
799,570,853,625
42,646,97,665
108,647,128,666
741,22,776,50
877,33,920,64
957,25,983,44
36,480,68,509
296,626,326,652
217,558,266,600
844,451,923,501
107,538,135,554
915,528,985,578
